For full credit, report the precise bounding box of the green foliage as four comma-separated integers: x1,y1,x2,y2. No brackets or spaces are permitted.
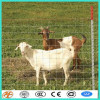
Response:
2,2,98,90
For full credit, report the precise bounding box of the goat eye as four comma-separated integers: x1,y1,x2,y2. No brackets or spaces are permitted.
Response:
38,32,42,35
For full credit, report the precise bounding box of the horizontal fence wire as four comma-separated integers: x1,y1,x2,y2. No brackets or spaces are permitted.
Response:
2,2,98,90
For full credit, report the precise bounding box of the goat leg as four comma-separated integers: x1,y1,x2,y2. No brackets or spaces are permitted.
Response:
42,71,47,86
77,55,81,69
72,58,77,70
36,68,40,86
63,66,70,86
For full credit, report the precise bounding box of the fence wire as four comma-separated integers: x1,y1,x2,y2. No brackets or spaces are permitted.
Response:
2,2,98,90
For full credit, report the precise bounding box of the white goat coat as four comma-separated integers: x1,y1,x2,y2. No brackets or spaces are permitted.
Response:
25,48,74,71
16,42,74,86
59,36,73,48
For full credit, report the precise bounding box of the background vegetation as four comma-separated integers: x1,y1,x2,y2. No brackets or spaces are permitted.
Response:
2,2,98,90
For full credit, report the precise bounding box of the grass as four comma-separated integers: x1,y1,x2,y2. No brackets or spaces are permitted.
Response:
2,2,98,90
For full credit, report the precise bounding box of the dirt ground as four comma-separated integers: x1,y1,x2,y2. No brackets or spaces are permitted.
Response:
2,58,81,81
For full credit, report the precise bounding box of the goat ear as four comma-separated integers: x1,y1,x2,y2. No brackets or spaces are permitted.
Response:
46,26,49,29
58,40,61,44
57,41,64,47
58,39,62,42
38,32,43,35
49,31,55,33
26,44,32,48
15,45,19,50
39,26,43,30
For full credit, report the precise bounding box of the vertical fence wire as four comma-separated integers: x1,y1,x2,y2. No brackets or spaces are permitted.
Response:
2,2,98,90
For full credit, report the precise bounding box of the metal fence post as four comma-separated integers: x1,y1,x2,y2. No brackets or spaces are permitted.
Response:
91,6,95,90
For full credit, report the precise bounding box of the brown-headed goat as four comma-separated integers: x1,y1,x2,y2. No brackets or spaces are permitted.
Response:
38,27,86,70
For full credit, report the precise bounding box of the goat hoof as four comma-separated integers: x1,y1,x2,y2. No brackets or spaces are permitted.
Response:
77,67,81,70
63,83,66,86
70,67,75,71
71,70,74,72
44,83,47,86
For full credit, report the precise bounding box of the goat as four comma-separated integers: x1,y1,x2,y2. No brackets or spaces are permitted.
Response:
15,42,74,86
38,27,86,70
38,27,62,50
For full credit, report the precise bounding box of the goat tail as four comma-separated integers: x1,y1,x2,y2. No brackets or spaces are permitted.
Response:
81,34,87,45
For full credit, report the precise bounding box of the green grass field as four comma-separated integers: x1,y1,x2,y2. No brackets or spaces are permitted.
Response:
2,2,98,90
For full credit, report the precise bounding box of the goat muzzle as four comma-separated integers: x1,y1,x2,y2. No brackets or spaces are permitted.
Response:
21,52,25,56
38,32,42,35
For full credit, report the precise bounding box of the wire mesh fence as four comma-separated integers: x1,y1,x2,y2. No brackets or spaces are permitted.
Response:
2,2,98,90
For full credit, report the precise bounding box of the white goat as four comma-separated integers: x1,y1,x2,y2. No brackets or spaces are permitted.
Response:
15,42,74,86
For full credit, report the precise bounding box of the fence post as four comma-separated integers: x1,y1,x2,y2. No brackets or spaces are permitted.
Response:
91,6,95,90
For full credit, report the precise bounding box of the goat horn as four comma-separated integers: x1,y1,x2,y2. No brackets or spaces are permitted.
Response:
15,45,19,50
46,26,49,29
39,26,44,30
49,31,54,33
